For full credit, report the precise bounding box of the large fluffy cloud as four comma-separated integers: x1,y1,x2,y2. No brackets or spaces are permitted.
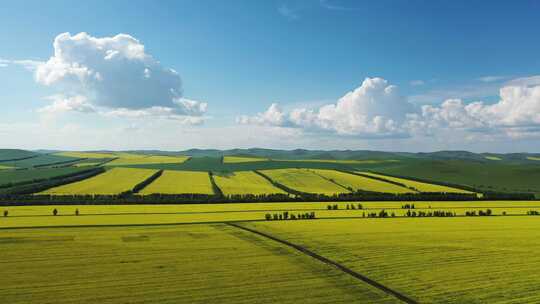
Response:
33,32,206,122
238,78,413,138
413,80,540,138
239,76,540,140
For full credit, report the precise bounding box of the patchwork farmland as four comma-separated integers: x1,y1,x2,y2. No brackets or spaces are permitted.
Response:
1,149,540,303
2,201,540,303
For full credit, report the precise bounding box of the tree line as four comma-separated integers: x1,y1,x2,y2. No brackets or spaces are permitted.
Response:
0,190,535,206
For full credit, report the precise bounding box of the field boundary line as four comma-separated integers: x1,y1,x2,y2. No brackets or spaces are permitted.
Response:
226,222,418,304
307,169,353,193
1,214,533,230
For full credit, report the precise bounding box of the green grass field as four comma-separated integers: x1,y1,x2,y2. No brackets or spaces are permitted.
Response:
1,154,81,168
223,156,269,163
312,169,414,194
213,171,286,195
245,216,540,303
360,171,473,193
0,149,37,161
139,170,214,195
0,166,92,186
260,168,349,195
376,159,540,196
40,167,157,195
0,224,396,304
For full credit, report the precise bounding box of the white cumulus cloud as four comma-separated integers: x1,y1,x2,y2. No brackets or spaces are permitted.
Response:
238,77,414,138
38,95,96,114
240,75,540,140
31,32,206,124
410,76,540,138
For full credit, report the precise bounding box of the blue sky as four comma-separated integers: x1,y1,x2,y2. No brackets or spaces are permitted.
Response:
1,0,540,152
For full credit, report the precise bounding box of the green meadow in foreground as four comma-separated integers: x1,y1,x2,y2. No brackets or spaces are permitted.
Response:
245,216,540,303
41,167,157,195
0,224,397,304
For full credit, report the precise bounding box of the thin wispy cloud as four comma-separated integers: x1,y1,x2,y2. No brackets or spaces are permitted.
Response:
319,0,360,11
478,75,509,83
410,80,425,86
278,4,299,20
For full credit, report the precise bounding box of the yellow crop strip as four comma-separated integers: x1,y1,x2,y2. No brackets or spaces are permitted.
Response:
260,168,349,195
359,171,473,193
312,169,414,194
2,201,540,228
139,170,213,195
213,171,286,195
527,156,540,161
40,167,157,195
55,151,118,158
223,156,269,163
106,155,189,166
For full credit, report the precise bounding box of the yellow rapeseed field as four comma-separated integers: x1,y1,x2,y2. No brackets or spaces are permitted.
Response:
260,168,349,195
55,151,119,158
40,167,157,195
223,156,269,163
106,155,189,166
213,171,286,195
359,171,473,193
139,170,214,195
311,169,414,194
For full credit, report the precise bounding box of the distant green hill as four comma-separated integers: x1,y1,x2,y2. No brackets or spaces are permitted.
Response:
0,149,38,162
375,159,540,197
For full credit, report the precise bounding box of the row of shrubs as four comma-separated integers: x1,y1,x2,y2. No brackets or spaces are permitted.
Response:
326,204,365,210
406,210,456,217
465,209,493,216
265,211,316,221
